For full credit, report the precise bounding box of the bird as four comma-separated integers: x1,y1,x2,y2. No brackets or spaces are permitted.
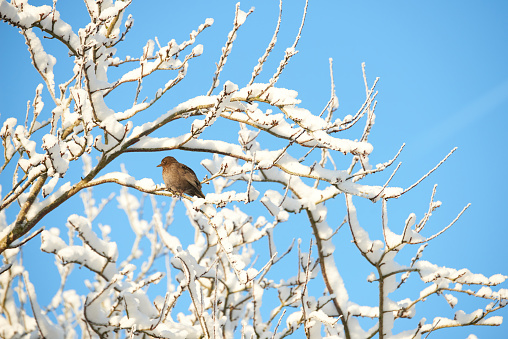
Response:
157,156,205,199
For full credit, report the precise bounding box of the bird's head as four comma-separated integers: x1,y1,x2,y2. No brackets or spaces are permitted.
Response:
157,156,177,167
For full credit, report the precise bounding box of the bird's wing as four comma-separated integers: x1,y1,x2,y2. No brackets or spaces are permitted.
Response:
180,163,196,176
180,163,202,189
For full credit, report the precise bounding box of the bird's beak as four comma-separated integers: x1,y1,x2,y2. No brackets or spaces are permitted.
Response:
157,163,162,167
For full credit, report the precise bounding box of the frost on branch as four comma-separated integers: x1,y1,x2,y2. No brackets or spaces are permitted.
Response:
0,1,506,338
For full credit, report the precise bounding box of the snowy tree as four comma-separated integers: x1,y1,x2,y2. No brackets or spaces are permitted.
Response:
0,1,506,338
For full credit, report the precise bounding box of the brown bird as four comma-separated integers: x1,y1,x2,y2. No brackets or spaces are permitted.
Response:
157,156,205,199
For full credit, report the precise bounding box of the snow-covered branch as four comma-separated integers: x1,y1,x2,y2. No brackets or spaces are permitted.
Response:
0,1,505,338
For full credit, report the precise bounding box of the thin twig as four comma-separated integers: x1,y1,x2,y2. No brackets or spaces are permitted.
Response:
249,0,282,86
388,147,457,199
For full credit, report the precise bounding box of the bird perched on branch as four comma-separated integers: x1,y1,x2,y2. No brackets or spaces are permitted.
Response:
157,156,205,199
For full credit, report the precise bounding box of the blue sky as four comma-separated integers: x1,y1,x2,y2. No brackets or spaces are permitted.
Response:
1,1,507,337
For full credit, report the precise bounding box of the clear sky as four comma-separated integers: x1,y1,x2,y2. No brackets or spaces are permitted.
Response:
1,1,507,338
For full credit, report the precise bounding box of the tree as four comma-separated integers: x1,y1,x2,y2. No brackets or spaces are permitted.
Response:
0,0,506,338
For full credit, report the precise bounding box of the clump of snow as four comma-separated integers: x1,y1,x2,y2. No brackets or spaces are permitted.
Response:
260,190,290,222
192,44,203,56
23,272,64,339
444,293,458,308
236,8,251,25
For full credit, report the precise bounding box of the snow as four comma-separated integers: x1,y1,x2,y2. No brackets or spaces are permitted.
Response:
488,273,507,285
402,227,426,244
100,116,128,140
68,214,118,259
23,29,57,93
286,310,303,331
0,118,17,160
42,176,59,197
143,39,155,58
118,45,183,84
98,0,130,22
27,181,72,220
346,194,380,259
479,315,503,326
476,286,492,298
236,8,250,25
128,95,215,137
260,191,290,222
125,13,134,28
348,303,379,318
23,272,64,339
41,133,57,150
192,44,203,56
415,260,507,286
43,235,117,279
0,1,505,337
0,117,16,138
154,216,182,254
444,293,458,308
0,1,51,30
455,309,483,324
42,134,69,176
117,187,152,235
0,1,80,54
14,125,37,157
235,83,300,105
